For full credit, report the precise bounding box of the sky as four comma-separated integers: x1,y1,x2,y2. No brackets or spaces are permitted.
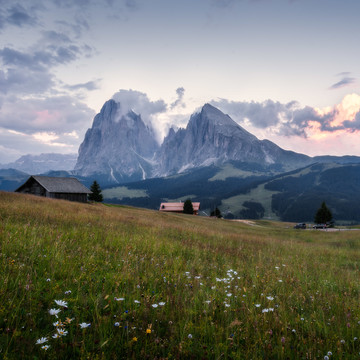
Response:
1,0,360,163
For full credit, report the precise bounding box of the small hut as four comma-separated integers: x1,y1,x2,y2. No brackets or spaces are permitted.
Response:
159,202,200,215
15,175,91,203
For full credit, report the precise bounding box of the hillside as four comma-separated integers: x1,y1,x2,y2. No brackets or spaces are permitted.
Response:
102,162,360,223
1,192,359,358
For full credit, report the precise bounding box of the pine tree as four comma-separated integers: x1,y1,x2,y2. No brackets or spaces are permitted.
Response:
210,207,222,218
183,199,194,214
314,201,332,224
88,180,103,202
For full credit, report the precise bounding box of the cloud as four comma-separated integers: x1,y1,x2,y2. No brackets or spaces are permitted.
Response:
0,95,95,134
64,80,101,91
170,87,185,109
329,76,356,90
6,4,37,27
112,89,167,124
210,97,349,138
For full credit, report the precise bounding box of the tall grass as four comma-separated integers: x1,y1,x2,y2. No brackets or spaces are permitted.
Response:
0,192,359,359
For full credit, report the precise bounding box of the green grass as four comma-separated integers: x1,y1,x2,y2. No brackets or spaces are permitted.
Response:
0,192,360,359
102,186,148,200
221,184,279,219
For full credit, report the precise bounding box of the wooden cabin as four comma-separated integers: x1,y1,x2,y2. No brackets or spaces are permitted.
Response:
15,175,91,203
159,202,200,215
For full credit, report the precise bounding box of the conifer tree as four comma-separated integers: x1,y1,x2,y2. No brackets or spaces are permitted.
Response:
314,201,332,224
88,180,103,202
183,199,194,214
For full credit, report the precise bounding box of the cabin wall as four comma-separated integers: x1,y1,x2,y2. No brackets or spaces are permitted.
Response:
17,178,46,197
49,192,88,203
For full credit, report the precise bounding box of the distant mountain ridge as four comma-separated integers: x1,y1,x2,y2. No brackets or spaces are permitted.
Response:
0,153,77,174
76,101,346,183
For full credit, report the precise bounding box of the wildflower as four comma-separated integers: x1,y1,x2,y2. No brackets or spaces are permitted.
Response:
152,304,158,308
54,300,68,308
36,337,48,345
159,302,166,306
188,334,193,339
64,317,74,324
57,328,68,336
64,290,71,295
324,356,329,360
340,339,345,344
255,304,261,307
292,329,296,333
46,278,51,282
205,300,211,304
134,300,140,304
114,322,120,327
53,321,63,327
49,308,61,317
114,297,124,301
266,296,274,301
354,337,358,341
41,345,50,350
52,333,60,339
132,337,138,342
281,337,285,344
327,352,332,356
262,308,269,313
301,318,305,321
146,329,151,334
278,280,283,282
79,323,91,328
227,293,232,297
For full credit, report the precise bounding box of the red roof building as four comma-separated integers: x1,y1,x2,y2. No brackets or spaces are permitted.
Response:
159,202,200,215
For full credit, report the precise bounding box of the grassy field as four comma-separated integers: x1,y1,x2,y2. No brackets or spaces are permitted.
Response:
0,192,359,359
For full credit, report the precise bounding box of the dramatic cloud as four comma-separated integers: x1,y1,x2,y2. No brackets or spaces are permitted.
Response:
112,89,167,124
211,94,360,139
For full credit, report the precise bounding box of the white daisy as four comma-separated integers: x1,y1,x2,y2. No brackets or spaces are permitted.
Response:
79,322,91,329
54,300,68,307
41,345,50,350
36,337,48,344
152,304,158,308
159,302,166,306
49,308,61,317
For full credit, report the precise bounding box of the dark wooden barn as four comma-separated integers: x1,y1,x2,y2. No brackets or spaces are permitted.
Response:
15,176,91,203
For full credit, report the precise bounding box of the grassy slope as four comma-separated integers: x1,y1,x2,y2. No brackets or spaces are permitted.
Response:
0,192,359,359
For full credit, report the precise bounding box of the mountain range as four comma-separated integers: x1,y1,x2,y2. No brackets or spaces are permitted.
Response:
2,99,360,223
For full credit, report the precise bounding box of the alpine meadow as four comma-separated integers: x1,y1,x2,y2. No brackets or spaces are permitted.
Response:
1,192,359,359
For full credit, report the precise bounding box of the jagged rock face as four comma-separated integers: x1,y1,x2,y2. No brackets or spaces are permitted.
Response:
155,104,310,176
75,99,159,183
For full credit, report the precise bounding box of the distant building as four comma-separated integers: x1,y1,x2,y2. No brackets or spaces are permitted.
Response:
159,202,200,215
15,175,91,203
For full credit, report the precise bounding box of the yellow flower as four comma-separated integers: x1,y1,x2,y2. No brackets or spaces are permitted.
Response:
132,337,138,342
146,329,151,334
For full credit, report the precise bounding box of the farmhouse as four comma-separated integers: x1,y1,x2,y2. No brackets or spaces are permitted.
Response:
159,202,200,215
15,175,91,203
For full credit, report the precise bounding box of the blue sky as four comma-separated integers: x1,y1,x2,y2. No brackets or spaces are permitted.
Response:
1,0,360,163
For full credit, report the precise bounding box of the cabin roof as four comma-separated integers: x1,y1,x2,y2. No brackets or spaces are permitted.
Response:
159,202,200,212
16,175,91,194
